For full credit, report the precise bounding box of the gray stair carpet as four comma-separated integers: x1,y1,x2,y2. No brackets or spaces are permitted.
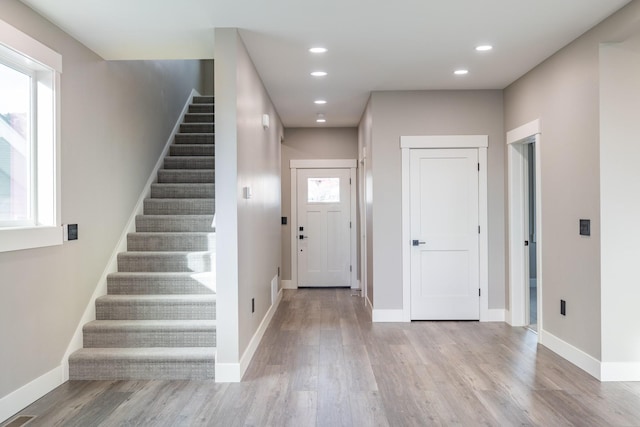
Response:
69,95,216,380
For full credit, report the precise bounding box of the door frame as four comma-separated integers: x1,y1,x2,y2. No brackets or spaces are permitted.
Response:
400,136,489,322
290,159,358,289
506,120,543,332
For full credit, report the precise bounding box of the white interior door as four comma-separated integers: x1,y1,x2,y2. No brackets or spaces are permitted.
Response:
410,148,480,320
297,168,351,287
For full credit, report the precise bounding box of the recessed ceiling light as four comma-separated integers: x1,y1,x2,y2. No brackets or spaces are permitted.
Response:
316,118,327,123
454,69,469,75
316,113,326,123
310,71,327,77
314,99,327,105
476,45,493,52
309,47,328,54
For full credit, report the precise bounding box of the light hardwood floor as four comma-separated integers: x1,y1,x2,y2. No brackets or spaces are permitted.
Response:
4,289,640,426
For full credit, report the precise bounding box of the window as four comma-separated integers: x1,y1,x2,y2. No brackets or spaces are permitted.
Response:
307,177,340,203
0,19,62,252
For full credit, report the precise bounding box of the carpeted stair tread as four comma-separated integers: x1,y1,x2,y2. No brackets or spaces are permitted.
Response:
180,123,214,133
164,156,214,169
127,232,216,252
96,294,216,320
174,133,214,144
184,113,214,123
83,320,217,348
85,319,216,331
117,251,214,272
188,104,214,114
169,144,215,156
68,347,216,380
150,183,214,199
135,215,215,232
107,271,215,295
157,169,214,184
143,198,215,215
193,96,214,104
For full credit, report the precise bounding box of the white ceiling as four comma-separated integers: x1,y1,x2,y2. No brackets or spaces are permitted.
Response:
20,0,631,127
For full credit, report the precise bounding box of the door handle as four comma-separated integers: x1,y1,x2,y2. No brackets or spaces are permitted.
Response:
412,240,426,246
299,235,308,240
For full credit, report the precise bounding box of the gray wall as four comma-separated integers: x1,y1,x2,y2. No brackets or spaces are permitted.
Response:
365,90,506,311
215,28,283,371
280,127,358,280
0,0,207,399
503,1,640,360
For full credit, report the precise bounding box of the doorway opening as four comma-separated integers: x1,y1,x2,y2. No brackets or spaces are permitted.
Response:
507,120,542,334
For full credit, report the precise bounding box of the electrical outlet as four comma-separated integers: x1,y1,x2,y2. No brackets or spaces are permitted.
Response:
252,298,255,313
560,299,566,316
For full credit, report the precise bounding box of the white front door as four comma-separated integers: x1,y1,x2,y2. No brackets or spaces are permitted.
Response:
297,168,351,287
410,148,480,320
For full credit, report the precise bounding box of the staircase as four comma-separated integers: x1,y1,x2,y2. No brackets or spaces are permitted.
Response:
69,96,216,380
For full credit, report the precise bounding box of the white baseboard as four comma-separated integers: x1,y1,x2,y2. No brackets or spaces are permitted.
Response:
281,279,295,289
351,280,360,290
215,287,283,383
60,90,200,381
484,309,506,322
601,362,640,382
0,366,63,423
540,329,601,380
505,309,512,325
372,308,405,323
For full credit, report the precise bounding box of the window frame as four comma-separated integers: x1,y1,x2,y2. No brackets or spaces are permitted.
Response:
0,19,62,252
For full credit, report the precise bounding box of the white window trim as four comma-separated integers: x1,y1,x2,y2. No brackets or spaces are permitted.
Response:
0,19,62,252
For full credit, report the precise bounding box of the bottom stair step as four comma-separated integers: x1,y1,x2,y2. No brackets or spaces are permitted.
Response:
68,347,216,380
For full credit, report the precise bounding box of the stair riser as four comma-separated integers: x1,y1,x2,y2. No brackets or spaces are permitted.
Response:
107,280,214,295
83,330,216,348
174,134,214,144
135,215,215,232
96,302,216,320
144,199,215,215
193,96,214,104
150,184,214,199
169,144,215,156
188,104,214,114
164,157,214,170
157,170,214,184
69,360,215,381
117,253,214,273
184,114,214,123
127,234,216,252
180,123,214,133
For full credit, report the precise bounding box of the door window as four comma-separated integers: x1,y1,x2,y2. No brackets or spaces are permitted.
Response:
307,177,340,203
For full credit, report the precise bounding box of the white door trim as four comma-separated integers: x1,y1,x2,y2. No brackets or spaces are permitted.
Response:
401,136,489,322
506,119,543,334
290,159,358,289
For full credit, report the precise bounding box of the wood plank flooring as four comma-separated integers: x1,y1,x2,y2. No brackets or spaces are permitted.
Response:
4,289,640,426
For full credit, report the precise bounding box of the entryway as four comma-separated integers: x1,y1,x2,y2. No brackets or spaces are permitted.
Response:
289,159,357,288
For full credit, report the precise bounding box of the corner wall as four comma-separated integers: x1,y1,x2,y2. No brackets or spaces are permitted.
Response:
214,28,283,381
0,0,207,412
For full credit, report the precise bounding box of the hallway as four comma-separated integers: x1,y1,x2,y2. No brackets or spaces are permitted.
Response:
6,289,640,426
